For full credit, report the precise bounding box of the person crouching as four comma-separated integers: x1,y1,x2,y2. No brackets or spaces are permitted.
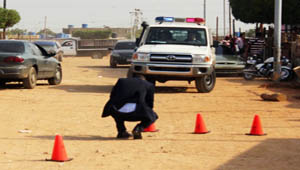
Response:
101,76,158,139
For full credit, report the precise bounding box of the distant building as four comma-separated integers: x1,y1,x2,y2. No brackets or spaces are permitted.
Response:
62,26,131,39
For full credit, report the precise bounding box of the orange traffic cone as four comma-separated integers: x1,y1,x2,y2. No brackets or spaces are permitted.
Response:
143,123,159,132
194,113,210,134
246,115,267,136
46,135,72,162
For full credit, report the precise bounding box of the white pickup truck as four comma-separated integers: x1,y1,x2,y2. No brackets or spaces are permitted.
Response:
128,17,216,93
60,38,117,58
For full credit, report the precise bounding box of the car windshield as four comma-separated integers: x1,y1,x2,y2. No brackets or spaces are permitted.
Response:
215,45,235,55
34,41,56,51
114,42,136,50
0,41,25,53
145,27,207,46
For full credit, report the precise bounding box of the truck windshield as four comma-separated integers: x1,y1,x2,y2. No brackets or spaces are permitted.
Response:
115,42,136,50
145,27,207,46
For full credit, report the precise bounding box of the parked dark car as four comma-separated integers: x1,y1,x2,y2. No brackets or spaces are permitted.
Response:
215,44,245,74
0,40,62,89
34,40,64,62
109,40,136,68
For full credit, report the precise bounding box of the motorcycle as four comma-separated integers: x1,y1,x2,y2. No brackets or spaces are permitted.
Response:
243,55,292,81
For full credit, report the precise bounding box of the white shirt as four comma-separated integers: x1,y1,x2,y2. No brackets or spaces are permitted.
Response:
118,103,137,113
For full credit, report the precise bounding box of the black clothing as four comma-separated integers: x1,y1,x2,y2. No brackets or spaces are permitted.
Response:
102,78,158,134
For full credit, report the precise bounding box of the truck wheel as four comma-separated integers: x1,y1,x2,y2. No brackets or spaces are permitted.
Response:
110,56,117,68
48,66,62,85
195,71,216,93
23,67,37,89
58,53,63,62
243,72,255,80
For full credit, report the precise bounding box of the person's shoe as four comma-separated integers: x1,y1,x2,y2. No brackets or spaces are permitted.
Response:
117,131,132,139
132,127,142,139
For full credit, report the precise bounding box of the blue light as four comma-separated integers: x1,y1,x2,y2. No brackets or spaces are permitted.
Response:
155,16,174,23
164,17,174,22
155,16,164,22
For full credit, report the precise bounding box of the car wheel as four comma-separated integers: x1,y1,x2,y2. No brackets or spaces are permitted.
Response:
0,80,6,88
110,56,117,68
195,70,216,93
23,67,37,89
48,66,62,85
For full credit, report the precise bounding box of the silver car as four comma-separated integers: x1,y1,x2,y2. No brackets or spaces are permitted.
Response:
0,40,62,89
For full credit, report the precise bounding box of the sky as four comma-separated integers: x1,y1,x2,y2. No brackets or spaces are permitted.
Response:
2,0,256,35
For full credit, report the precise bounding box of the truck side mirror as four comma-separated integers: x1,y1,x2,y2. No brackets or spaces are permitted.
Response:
136,38,140,47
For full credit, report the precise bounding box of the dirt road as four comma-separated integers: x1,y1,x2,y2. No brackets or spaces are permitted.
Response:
1,56,300,170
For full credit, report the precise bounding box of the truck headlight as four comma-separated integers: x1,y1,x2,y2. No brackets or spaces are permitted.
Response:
132,53,150,62
111,52,120,57
192,54,211,63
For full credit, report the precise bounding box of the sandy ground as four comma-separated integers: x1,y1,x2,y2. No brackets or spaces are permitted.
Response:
1,56,300,170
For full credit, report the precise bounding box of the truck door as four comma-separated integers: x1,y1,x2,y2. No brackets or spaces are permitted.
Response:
61,40,76,56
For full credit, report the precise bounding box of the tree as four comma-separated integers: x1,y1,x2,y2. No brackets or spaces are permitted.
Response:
229,0,300,25
8,28,27,35
37,28,56,37
72,30,111,39
0,8,21,39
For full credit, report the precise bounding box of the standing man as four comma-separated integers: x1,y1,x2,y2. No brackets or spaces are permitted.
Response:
102,76,158,139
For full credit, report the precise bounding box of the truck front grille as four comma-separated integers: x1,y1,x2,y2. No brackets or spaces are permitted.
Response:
149,67,190,72
150,54,192,63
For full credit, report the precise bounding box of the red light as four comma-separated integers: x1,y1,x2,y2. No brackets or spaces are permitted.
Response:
186,18,205,24
4,56,24,63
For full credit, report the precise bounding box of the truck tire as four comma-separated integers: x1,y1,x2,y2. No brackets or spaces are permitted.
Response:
243,72,255,80
110,56,117,68
195,71,216,93
23,67,37,89
48,66,62,85
0,80,6,88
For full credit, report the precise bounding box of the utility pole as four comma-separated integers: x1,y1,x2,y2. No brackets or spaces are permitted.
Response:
44,16,47,39
223,0,226,37
203,0,206,23
3,0,6,8
273,0,282,81
229,5,232,36
129,9,142,40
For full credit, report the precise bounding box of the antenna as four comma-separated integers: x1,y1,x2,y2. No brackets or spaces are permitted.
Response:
129,9,143,40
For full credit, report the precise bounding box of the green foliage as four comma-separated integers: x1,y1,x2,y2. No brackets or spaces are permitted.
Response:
230,0,300,24
72,30,111,39
37,28,56,36
0,8,21,29
7,28,27,35
245,29,256,37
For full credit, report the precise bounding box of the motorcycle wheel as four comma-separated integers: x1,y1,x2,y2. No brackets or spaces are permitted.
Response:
280,68,291,81
243,72,255,80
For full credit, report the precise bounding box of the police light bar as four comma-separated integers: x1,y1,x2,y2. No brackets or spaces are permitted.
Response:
155,16,205,25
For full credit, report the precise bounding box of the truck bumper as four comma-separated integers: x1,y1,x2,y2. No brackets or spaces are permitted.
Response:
131,62,214,77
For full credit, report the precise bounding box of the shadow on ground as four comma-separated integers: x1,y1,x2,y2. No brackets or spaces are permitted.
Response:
28,135,117,141
49,84,197,94
225,77,300,109
49,85,113,93
215,138,300,170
